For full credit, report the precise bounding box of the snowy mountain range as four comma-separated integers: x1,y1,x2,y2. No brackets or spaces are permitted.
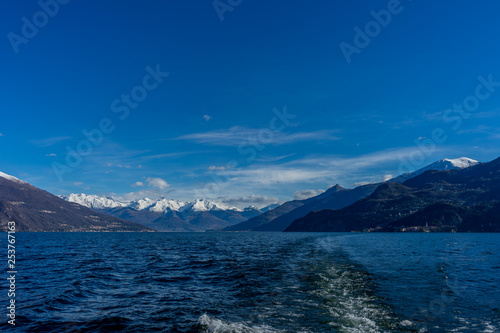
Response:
0,156,482,232
59,194,272,231
60,194,259,214
59,157,480,231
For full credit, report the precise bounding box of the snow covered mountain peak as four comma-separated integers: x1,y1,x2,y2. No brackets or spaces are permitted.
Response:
440,157,479,169
260,203,280,212
147,198,186,213
392,157,479,183
128,198,156,211
180,198,238,212
59,193,128,210
0,171,27,184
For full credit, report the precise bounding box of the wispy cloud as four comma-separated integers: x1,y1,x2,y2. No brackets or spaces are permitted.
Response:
68,141,205,172
138,152,199,162
32,136,71,147
46,153,57,157
208,146,445,189
218,195,279,209
458,125,500,139
424,109,499,122
208,165,226,171
203,115,212,121
471,110,500,119
293,189,325,200
255,154,295,162
174,126,341,146
353,181,372,187
131,181,144,187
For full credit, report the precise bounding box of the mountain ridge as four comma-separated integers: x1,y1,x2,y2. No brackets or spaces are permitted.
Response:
285,156,499,232
225,157,479,232
0,176,152,232
60,194,268,231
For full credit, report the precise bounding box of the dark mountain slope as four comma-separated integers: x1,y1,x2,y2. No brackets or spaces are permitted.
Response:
0,177,152,232
254,184,379,231
233,157,480,232
223,200,304,231
285,157,500,232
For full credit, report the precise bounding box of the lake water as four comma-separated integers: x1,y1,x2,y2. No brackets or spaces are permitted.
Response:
1,232,499,332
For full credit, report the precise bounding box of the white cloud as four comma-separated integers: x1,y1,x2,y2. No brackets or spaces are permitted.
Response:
208,165,226,171
146,177,169,190
293,189,325,200
383,174,393,181
174,126,341,146
225,167,327,185
218,195,279,209
46,153,57,157
74,182,83,186
203,115,212,121
131,182,144,187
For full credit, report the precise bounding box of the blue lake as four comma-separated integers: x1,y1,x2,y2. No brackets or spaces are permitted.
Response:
2,232,499,332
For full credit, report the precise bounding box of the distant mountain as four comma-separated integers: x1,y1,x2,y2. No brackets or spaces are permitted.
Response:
0,173,152,232
224,184,379,232
223,200,305,231
226,157,479,232
260,203,280,212
62,193,128,210
61,194,264,231
391,157,479,182
285,156,500,233
253,184,379,231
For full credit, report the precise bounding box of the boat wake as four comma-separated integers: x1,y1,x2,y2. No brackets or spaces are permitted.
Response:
197,314,285,333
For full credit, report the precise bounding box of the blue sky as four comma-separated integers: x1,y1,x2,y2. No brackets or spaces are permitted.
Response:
1,0,500,207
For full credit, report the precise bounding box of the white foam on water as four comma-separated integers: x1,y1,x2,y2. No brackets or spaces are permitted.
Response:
450,316,499,333
197,314,285,333
310,237,401,333
483,322,498,333
400,320,413,326
314,267,390,332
